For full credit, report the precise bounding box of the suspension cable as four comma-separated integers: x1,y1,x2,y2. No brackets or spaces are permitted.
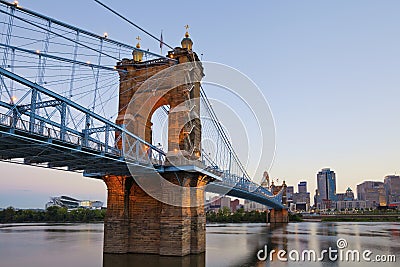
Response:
93,0,174,50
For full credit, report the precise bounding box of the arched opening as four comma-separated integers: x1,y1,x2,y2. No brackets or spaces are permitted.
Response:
150,105,169,152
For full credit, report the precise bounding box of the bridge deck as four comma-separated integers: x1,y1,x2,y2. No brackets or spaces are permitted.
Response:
0,125,284,209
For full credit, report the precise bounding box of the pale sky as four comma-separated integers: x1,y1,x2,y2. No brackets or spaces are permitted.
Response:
1,0,400,208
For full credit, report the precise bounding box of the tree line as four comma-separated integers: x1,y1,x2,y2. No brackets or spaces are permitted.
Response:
206,207,302,223
0,206,106,223
206,207,268,223
1,206,302,224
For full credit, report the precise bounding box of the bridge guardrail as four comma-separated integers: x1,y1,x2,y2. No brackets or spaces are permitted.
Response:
0,110,167,165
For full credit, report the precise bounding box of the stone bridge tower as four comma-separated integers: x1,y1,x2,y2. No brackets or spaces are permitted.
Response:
103,30,212,256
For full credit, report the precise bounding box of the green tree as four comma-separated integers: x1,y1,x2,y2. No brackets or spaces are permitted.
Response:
1,207,16,223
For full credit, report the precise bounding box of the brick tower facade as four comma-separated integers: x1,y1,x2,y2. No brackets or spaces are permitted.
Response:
103,32,211,256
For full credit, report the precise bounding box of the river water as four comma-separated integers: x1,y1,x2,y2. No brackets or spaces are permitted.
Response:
0,222,398,267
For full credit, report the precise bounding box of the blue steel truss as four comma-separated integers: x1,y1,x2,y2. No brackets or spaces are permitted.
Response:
0,0,285,209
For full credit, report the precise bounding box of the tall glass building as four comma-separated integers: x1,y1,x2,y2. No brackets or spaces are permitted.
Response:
316,168,337,204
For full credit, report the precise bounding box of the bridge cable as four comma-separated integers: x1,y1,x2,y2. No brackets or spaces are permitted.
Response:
93,0,174,50
200,87,250,180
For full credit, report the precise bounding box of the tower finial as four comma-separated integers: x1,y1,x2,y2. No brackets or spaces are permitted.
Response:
181,25,193,50
133,36,143,62
136,36,141,48
184,24,190,38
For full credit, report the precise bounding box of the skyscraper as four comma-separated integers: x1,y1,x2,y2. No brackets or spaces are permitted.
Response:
286,186,294,200
291,181,311,211
384,175,400,204
316,168,337,208
357,181,386,208
298,181,307,193
286,186,294,207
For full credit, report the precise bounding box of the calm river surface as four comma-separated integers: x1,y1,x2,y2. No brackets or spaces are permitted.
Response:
0,222,399,267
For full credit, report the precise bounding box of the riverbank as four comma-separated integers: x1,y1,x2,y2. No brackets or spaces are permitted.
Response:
206,208,303,223
1,206,300,224
3,206,399,224
302,213,400,222
0,206,106,223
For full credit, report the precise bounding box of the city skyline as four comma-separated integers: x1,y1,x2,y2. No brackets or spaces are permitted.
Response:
0,164,396,209
207,169,400,212
1,0,400,208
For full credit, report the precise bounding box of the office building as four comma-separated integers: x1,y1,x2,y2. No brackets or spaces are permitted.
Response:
243,199,267,211
336,200,367,211
357,181,386,208
337,188,353,202
298,181,307,193
230,199,240,211
290,181,311,211
286,186,294,201
316,168,337,209
220,196,231,210
384,175,400,204
208,196,232,211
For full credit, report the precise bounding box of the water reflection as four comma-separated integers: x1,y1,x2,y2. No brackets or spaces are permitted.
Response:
103,253,205,267
0,222,398,267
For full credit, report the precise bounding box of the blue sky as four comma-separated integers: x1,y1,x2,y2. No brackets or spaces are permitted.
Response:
1,0,400,208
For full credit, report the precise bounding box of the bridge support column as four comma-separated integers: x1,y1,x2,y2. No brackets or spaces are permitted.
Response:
189,179,207,254
103,175,131,253
103,173,207,256
268,209,289,224
128,179,162,254
159,197,191,256
158,173,207,256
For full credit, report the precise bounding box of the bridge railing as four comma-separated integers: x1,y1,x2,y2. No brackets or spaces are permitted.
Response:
0,107,166,166
0,66,167,167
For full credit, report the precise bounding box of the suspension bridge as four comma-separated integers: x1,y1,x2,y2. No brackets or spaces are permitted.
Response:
0,0,287,256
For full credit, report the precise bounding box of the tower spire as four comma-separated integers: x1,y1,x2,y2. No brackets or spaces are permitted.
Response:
181,25,193,50
133,36,143,62
184,24,190,37
135,36,141,48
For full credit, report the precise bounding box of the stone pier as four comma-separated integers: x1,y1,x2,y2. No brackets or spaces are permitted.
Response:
103,174,207,256
268,209,289,224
